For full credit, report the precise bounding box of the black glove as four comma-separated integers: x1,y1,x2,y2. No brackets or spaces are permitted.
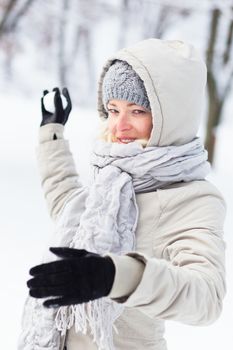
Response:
40,87,72,126
27,247,115,308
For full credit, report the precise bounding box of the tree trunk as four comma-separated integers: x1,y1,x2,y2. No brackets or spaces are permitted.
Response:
205,8,220,165
205,7,233,164
58,0,69,87
118,0,130,48
205,70,220,164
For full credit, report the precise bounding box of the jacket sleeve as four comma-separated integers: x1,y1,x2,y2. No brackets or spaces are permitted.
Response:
106,186,226,326
37,123,85,221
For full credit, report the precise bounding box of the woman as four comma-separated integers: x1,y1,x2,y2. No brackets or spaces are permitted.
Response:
20,38,226,350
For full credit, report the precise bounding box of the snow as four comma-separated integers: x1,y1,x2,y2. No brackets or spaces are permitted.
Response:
0,91,232,349
43,91,68,113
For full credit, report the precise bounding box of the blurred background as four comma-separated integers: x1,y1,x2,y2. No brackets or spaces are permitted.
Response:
0,0,232,349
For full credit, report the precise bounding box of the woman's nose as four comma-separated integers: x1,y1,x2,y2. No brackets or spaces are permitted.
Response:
116,112,131,131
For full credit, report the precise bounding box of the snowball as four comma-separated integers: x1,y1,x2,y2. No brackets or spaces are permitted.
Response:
43,91,68,113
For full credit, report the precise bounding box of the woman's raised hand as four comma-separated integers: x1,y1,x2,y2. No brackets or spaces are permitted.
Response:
40,87,72,126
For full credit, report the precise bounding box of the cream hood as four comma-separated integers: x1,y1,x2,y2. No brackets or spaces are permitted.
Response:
97,38,207,147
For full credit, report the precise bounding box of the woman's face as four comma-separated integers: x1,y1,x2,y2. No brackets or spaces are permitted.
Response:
107,99,153,144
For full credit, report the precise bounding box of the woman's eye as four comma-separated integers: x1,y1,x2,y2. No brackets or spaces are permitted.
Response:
133,109,145,114
108,109,118,114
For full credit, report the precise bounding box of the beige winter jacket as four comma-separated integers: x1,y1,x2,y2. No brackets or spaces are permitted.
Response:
37,39,226,350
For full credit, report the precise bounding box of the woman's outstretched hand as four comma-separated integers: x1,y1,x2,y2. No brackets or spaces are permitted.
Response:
27,247,115,308
40,87,72,126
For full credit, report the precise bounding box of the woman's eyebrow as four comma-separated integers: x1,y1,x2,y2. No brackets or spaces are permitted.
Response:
107,103,138,107
127,103,137,106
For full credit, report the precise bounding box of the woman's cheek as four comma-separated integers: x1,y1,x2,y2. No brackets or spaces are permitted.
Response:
107,119,116,134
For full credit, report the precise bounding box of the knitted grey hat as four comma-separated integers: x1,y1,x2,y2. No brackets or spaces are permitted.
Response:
102,60,151,111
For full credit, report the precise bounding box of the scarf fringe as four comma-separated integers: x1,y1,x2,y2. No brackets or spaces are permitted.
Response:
55,299,124,350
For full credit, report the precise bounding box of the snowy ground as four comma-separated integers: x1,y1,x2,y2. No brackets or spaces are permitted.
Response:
0,93,232,349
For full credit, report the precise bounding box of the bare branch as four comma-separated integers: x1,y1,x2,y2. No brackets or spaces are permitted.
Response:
0,0,18,36
206,8,221,68
223,8,233,65
0,0,36,37
153,6,171,38
6,0,37,33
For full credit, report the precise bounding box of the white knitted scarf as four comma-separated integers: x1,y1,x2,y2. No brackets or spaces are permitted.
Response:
19,137,210,350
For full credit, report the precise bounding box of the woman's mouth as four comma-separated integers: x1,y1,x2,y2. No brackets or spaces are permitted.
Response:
117,138,136,144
